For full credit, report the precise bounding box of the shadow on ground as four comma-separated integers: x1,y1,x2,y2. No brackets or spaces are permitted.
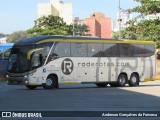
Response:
0,82,160,120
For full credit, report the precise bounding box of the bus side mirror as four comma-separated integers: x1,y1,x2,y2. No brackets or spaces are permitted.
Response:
39,54,43,66
1,48,11,60
27,48,44,60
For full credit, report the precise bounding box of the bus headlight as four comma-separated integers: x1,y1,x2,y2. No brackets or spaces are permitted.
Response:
24,76,28,78
25,81,28,84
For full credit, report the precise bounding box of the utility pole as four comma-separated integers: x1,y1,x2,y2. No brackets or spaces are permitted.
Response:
73,16,75,36
118,0,121,40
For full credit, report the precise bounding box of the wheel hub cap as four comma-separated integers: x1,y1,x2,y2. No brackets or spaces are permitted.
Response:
46,79,52,86
120,77,125,84
131,76,137,83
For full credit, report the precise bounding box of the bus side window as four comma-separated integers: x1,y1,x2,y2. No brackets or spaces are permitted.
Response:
51,43,70,57
104,44,112,57
145,44,154,57
32,53,41,68
71,43,87,57
129,45,134,57
119,44,127,57
119,44,134,57
88,43,102,57
104,44,118,57
134,44,145,57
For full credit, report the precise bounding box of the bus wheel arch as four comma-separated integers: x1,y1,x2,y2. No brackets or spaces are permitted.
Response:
42,74,59,89
129,72,139,87
117,73,128,87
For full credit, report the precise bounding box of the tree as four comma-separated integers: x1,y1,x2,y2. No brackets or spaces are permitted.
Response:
126,0,160,46
7,31,29,43
0,33,7,38
27,15,71,36
112,30,137,40
27,15,90,36
128,0,160,16
71,23,89,36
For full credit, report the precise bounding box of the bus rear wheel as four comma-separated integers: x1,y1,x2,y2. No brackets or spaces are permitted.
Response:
25,85,37,90
129,73,139,87
42,76,58,89
117,74,127,87
96,83,108,87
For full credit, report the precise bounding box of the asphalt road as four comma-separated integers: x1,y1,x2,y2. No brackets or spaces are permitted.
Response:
0,81,160,120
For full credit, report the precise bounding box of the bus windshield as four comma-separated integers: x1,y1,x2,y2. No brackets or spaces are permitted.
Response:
8,43,53,73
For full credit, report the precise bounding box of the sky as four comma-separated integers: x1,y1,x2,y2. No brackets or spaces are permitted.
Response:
0,0,140,34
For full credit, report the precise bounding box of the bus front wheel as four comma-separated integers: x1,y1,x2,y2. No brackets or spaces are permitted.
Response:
42,76,58,89
26,85,37,90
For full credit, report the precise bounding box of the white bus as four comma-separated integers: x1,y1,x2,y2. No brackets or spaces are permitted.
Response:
6,35,156,89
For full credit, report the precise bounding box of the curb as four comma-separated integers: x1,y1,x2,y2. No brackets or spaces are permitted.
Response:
154,74,160,80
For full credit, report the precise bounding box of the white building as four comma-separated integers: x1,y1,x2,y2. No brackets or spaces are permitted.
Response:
74,17,84,25
0,37,7,44
38,0,73,25
147,13,160,20
113,10,132,32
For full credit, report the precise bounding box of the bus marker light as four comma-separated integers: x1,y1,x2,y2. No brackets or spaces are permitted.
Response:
6,75,9,78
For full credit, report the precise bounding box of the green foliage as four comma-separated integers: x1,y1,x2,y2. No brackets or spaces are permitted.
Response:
129,0,160,15
126,20,160,40
125,0,160,47
0,33,7,38
71,23,89,36
27,15,72,36
112,30,137,40
27,15,89,36
7,31,29,43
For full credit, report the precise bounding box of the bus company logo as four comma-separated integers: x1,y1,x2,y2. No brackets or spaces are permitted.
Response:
2,112,11,117
61,58,74,75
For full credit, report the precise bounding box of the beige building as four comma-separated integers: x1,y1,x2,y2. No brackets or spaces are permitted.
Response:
38,0,73,25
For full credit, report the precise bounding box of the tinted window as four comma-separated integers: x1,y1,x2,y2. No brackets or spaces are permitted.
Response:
52,42,70,57
145,44,154,57
8,45,34,73
88,43,102,57
104,44,118,57
36,43,52,58
119,44,134,57
71,43,87,57
133,44,145,57
35,43,53,64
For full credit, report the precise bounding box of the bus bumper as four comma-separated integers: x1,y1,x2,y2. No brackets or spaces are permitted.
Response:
6,76,29,85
